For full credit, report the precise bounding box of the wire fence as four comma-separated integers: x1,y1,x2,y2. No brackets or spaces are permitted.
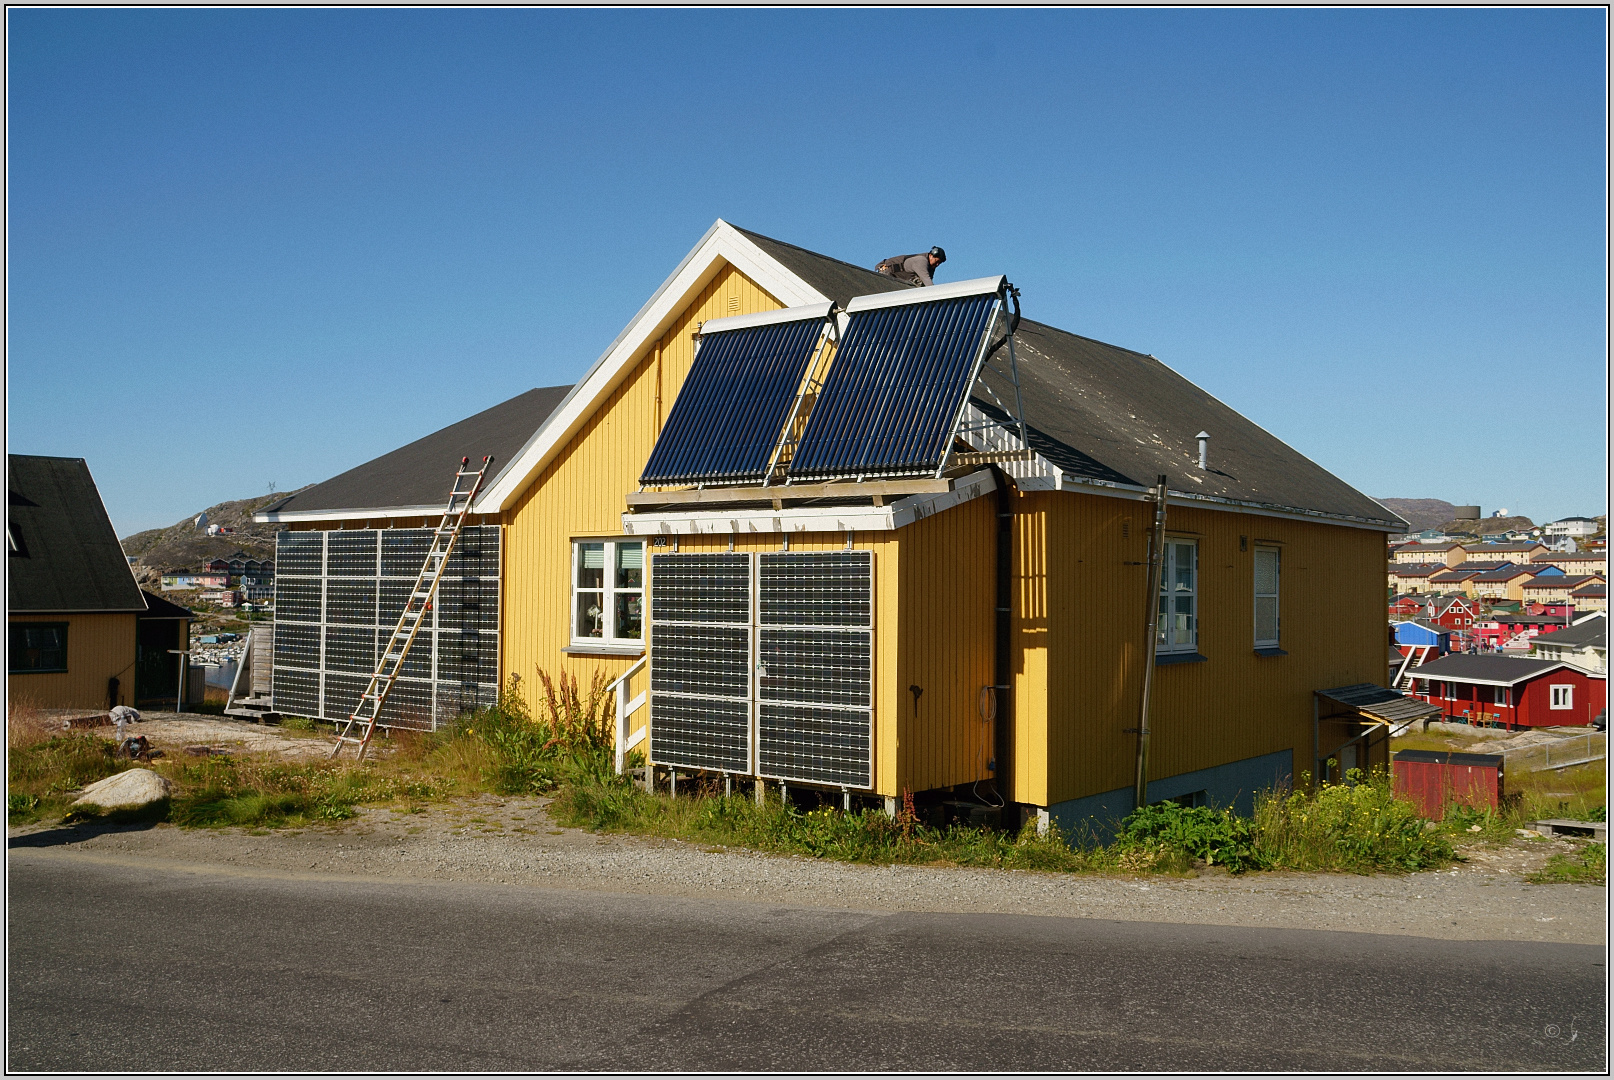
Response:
1503,731,1607,773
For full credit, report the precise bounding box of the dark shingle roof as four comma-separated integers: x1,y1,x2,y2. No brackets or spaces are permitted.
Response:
737,227,1402,528
265,386,571,516
1411,653,1565,683
8,455,147,613
1533,617,1606,649
138,590,194,620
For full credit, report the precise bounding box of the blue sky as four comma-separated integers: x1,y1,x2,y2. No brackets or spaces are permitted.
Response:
8,8,1607,535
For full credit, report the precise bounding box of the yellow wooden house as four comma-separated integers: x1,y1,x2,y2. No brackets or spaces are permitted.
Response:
8,455,156,711
257,221,1409,831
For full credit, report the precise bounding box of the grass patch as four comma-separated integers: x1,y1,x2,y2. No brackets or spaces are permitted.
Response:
552,769,1456,876
1529,842,1607,885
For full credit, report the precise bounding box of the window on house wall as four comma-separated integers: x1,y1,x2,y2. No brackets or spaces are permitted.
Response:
572,539,644,646
1157,539,1198,653
1550,684,1573,709
1494,686,1510,706
9,622,67,672
1254,547,1280,648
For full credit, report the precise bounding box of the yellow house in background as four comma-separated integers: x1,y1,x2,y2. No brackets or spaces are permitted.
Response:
257,221,1410,830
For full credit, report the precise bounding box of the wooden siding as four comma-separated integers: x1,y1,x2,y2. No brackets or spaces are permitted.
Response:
1028,491,1389,808
7,612,138,710
502,265,784,696
894,492,998,795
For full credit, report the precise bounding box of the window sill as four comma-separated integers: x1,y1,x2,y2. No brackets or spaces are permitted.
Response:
1155,652,1208,666
562,644,645,658
1254,647,1288,657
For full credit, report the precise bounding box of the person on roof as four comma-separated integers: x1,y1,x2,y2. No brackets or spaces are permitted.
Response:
875,246,946,287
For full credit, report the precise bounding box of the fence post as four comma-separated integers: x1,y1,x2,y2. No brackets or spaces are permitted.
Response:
614,676,627,775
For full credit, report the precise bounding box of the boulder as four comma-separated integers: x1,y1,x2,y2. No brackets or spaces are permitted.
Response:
71,769,171,811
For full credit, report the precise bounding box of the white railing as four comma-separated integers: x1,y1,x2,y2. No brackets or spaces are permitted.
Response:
608,655,649,775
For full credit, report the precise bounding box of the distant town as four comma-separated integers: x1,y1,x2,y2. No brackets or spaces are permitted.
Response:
1384,506,1607,729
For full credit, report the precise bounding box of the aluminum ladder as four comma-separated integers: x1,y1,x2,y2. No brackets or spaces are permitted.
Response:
330,455,493,760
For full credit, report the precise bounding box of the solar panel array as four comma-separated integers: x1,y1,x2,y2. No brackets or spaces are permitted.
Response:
757,552,872,788
648,553,752,773
640,308,830,487
645,550,874,789
271,527,500,730
788,292,1000,480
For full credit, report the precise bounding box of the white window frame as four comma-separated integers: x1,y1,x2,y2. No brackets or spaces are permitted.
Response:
1494,685,1510,707
1549,684,1573,710
570,538,645,648
1253,546,1280,648
1157,537,1198,655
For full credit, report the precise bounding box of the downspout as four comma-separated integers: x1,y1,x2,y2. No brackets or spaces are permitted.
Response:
992,467,1015,815
1134,474,1169,811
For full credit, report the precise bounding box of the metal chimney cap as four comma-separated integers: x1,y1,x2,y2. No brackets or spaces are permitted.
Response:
1196,431,1210,439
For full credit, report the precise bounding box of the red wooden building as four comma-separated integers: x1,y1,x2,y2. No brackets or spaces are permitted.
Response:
1411,653,1607,729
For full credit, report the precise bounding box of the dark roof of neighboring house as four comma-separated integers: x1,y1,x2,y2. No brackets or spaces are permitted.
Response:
1525,575,1601,588
1431,569,1482,580
737,227,1403,528
1411,653,1567,684
1572,583,1608,596
138,590,194,619
1470,566,1537,582
7,455,147,613
1533,616,1608,650
263,386,572,516
1396,542,1462,552
1533,551,1606,561
1464,543,1544,553
1390,563,1448,576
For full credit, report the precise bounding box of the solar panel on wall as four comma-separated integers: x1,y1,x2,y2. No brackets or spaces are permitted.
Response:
788,277,1004,480
640,303,833,486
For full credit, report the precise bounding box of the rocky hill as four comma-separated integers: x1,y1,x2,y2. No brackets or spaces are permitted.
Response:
1376,498,1458,531
120,489,309,583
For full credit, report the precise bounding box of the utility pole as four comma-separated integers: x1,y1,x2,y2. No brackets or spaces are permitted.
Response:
1134,474,1169,812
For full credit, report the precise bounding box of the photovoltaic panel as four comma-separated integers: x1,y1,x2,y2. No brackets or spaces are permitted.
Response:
789,292,999,479
640,306,831,486
649,552,753,774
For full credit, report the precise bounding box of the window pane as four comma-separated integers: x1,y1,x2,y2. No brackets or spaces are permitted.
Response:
616,542,643,588
1174,543,1195,592
577,543,605,588
1255,596,1278,643
1156,595,1170,646
614,591,643,640
576,592,605,638
1254,549,1278,595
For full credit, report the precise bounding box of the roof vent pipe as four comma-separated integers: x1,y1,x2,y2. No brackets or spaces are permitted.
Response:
1196,431,1210,471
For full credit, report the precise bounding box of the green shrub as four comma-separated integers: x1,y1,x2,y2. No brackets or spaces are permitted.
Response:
1252,769,1452,872
1529,842,1606,884
1117,801,1268,873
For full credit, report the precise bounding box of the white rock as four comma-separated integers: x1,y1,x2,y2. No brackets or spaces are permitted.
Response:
71,769,171,810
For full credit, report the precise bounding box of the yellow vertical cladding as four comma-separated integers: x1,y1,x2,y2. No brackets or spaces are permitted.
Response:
893,492,997,796
501,265,783,696
6,612,138,711
1035,491,1389,807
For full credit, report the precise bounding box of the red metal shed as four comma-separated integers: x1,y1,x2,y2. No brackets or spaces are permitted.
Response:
1393,749,1504,820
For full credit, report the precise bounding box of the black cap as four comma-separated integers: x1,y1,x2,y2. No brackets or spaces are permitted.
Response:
929,246,947,262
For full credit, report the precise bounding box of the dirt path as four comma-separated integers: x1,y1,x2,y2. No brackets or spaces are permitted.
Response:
10,792,1603,946
36,710,332,760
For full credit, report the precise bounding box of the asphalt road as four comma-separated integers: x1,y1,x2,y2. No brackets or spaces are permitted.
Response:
8,852,1605,1072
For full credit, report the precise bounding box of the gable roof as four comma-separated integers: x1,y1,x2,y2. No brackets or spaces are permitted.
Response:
138,589,194,620
259,386,572,521
8,455,147,613
1410,653,1573,685
275,220,1403,530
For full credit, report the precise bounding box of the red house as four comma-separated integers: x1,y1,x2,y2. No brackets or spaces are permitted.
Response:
1474,613,1572,651
1427,595,1483,631
1411,653,1607,729
1388,594,1425,617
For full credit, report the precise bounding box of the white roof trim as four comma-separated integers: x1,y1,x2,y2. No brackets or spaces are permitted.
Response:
256,504,450,524
475,220,829,513
620,470,997,536
699,301,835,336
845,275,1005,313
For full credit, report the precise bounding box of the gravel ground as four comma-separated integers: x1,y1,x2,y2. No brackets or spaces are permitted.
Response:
11,715,1603,945
11,793,1604,946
